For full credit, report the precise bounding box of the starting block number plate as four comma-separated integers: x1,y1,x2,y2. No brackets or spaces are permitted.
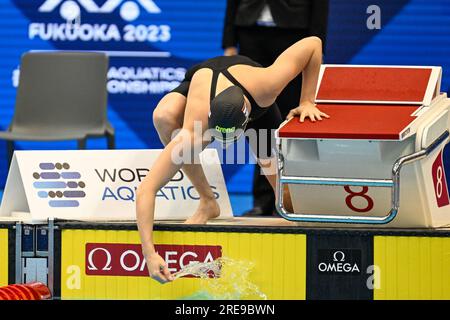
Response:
290,184,390,217
432,147,450,208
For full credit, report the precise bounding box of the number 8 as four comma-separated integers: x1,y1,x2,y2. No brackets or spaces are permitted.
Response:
344,186,374,213
436,166,443,199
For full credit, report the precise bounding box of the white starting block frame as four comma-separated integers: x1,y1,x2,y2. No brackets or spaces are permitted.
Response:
275,65,450,227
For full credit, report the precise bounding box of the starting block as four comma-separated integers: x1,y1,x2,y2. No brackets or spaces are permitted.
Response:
276,65,450,228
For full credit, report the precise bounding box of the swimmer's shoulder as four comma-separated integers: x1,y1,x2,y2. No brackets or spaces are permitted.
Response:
203,55,261,68
188,55,261,81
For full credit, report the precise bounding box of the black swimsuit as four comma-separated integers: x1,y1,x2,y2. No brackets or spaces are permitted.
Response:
171,55,280,122
170,55,283,158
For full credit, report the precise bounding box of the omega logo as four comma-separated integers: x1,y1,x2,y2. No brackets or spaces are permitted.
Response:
318,250,361,274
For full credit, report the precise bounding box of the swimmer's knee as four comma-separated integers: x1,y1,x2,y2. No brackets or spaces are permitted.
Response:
308,36,322,51
309,36,322,44
153,106,177,132
152,105,166,126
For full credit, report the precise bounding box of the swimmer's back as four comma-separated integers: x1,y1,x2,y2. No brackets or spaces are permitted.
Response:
183,55,261,81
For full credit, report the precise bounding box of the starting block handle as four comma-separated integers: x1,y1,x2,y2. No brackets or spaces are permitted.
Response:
280,176,394,188
276,130,449,225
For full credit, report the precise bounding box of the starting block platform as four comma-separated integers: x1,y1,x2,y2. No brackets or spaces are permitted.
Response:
276,65,450,227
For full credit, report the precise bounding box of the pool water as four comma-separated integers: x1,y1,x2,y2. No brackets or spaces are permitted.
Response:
176,257,267,300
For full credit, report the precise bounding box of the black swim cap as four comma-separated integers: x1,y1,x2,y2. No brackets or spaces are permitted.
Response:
208,86,249,145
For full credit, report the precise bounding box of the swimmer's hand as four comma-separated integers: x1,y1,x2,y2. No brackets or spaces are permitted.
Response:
287,102,330,123
145,252,174,284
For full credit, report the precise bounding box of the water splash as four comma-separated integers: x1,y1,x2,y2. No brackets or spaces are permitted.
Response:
174,257,267,300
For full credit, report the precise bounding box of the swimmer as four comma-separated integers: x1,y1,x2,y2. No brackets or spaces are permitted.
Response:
136,36,329,283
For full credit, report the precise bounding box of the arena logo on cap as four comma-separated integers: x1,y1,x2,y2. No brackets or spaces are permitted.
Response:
27,0,170,43
215,126,235,134
85,243,222,277
32,162,86,208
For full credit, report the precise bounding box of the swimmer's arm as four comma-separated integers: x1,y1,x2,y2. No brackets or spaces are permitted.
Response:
264,36,329,121
137,137,185,254
136,135,188,281
265,36,322,102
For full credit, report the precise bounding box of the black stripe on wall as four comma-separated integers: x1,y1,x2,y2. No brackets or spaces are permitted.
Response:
306,233,374,300
53,229,62,300
8,227,15,285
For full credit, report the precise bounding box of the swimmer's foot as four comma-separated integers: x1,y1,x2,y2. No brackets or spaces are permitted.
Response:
184,198,220,224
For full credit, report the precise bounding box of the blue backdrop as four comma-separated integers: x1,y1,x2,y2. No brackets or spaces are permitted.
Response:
0,0,449,195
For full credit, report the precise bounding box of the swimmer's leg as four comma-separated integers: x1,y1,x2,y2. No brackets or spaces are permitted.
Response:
153,92,220,223
258,157,293,213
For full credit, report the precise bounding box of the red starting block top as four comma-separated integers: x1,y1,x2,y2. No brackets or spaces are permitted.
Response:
316,66,437,104
278,104,419,140
278,65,442,140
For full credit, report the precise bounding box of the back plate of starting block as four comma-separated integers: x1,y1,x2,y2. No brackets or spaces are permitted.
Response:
316,65,441,106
